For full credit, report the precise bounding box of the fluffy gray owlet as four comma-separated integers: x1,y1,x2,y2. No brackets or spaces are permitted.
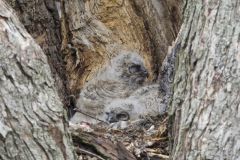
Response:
100,84,164,123
70,51,149,124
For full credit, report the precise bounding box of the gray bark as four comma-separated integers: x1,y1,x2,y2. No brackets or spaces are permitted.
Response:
0,1,75,159
7,0,70,115
170,0,240,159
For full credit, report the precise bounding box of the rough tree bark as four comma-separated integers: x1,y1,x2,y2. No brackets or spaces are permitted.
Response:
170,0,240,159
7,0,71,114
0,1,75,159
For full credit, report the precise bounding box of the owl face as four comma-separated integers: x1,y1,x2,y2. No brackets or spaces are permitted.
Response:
111,52,149,85
102,99,142,123
104,103,134,123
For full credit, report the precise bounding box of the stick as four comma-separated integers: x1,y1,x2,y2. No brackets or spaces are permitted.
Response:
148,152,169,159
75,147,106,160
74,108,109,124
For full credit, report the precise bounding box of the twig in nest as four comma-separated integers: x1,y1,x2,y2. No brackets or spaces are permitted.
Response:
75,147,106,160
148,152,169,159
160,116,168,124
74,108,109,124
152,137,168,141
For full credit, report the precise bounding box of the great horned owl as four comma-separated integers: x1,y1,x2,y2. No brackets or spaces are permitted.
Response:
70,51,149,124
101,84,164,123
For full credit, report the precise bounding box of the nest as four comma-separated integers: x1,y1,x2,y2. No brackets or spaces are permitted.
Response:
70,114,169,160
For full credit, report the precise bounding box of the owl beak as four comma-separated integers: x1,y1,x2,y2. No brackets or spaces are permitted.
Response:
106,112,118,123
141,66,149,78
144,70,149,78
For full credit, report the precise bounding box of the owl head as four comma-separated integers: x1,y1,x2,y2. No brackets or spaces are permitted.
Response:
100,99,144,123
102,51,149,86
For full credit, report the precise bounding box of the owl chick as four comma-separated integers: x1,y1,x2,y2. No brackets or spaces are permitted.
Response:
70,51,149,124
100,84,164,123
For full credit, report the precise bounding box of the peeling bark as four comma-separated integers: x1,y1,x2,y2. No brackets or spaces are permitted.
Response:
0,1,75,159
170,0,240,159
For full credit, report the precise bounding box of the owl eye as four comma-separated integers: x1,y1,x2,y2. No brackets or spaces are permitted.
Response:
106,111,130,123
129,64,141,73
116,111,130,121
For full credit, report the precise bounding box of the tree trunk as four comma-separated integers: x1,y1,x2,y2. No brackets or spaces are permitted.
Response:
170,0,240,159
7,0,71,115
0,1,75,159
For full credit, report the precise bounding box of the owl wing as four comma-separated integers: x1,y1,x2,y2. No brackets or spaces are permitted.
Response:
129,84,162,115
76,80,132,116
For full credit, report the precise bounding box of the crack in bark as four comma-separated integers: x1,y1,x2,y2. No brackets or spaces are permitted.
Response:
14,56,35,87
